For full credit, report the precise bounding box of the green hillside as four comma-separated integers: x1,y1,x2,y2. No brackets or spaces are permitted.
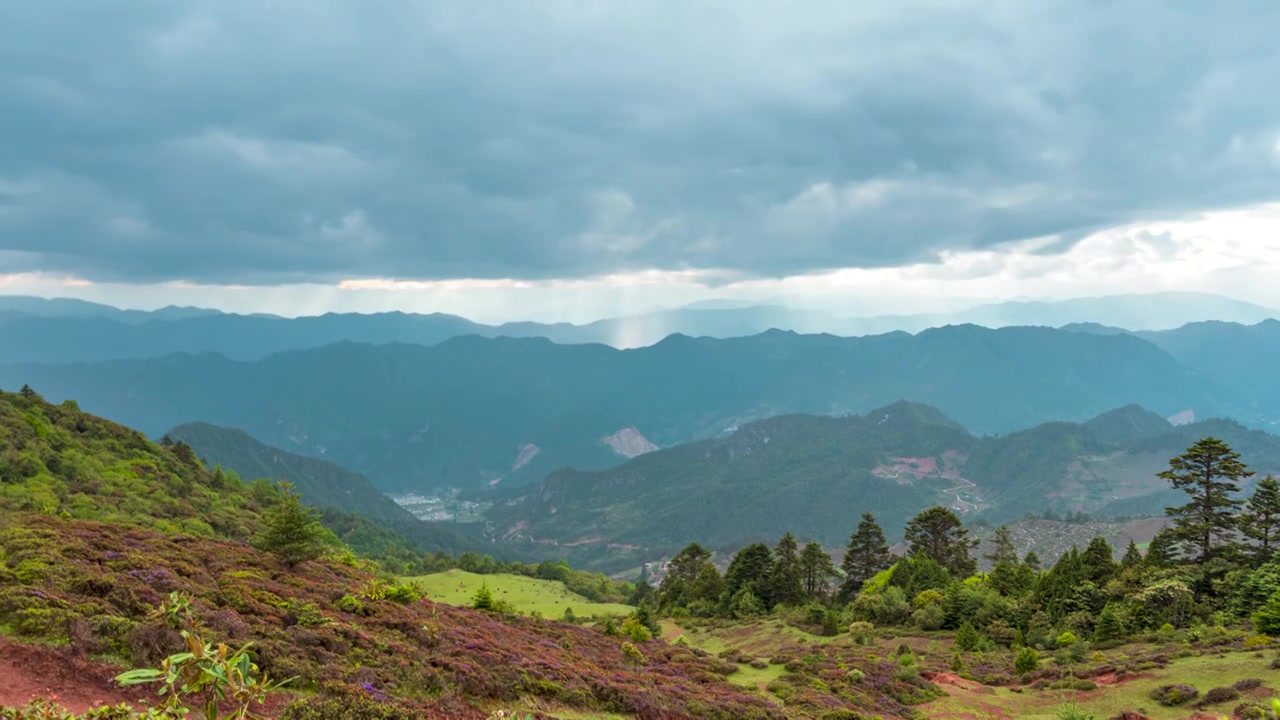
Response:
166,421,471,559
486,402,1280,570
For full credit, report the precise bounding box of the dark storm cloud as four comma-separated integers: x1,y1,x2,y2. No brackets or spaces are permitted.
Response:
1,1,1279,284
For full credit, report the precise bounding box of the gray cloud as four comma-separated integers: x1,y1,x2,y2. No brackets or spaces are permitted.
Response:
1,1,1279,284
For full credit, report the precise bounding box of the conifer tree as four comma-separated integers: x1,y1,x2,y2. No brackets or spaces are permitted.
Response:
799,541,838,601
1144,527,1179,568
1023,551,1042,572
472,583,494,610
838,513,893,603
1159,437,1251,565
955,621,981,652
1242,475,1280,565
1120,538,1143,569
255,480,326,568
904,506,977,577
984,525,1018,565
1094,604,1124,641
769,532,804,607
723,543,772,607
1081,537,1117,585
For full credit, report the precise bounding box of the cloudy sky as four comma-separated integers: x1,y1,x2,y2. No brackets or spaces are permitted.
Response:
2,1,1280,322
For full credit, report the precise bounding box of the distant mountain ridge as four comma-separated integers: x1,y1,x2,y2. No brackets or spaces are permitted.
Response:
0,324,1235,494
0,291,1273,362
486,402,1280,571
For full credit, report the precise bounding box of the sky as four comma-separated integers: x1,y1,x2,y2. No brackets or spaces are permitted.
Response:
2,1,1280,323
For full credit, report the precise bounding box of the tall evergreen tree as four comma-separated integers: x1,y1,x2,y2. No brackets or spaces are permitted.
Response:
904,506,977,578
255,480,327,568
723,543,772,606
798,541,838,601
1144,527,1179,568
1023,551,1042,572
770,532,804,607
838,513,893,603
1159,437,1251,565
984,525,1018,566
1081,537,1117,585
1120,538,1143,569
1242,475,1280,565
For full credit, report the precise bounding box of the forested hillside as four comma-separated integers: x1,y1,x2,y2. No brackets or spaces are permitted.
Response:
0,324,1232,493
166,421,472,562
487,402,1280,571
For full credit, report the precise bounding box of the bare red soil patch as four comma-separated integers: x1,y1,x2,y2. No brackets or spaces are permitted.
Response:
0,638,139,712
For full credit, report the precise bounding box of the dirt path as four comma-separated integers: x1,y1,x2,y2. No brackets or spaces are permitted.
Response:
0,638,142,712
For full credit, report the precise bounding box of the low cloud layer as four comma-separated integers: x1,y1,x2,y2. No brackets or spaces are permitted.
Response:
2,1,1279,286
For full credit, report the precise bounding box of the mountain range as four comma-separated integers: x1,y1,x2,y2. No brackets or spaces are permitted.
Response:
482,402,1280,571
0,324,1240,493
0,291,1274,362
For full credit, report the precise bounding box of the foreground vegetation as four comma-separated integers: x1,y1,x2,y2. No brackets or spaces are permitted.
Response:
4,386,1280,719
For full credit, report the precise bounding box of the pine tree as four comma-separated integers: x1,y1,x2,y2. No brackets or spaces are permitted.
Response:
1081,537,1117,585
1023,551,1042,572
798,541,838,601
984,525,1018,565
955,621,981,652
1144,527,1179,568
1159,437,1251,565
1120,538,1143,569
255,480,327,568
769,532,804,608
723,543,772,608
472,582,494,610
1242,475,1280,565
1094,604,1124,641
690,564,725,605
904,506,978,577
838,513,893,603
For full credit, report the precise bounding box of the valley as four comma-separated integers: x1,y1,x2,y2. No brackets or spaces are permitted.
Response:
6,10,1280,718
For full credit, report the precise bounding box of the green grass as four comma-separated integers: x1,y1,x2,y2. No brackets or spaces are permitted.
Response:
404,569,633,619
925,651,1277,719
667,617,846,657
726,662,787,691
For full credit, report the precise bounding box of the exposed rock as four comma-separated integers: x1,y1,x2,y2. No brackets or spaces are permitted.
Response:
602,427,658,458
511,443,540,472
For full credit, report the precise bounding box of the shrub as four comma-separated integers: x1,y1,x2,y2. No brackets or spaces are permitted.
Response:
621,616,652,642
1196,686,1241,706
1055,702,1096,720
1149,683,1199,707
1245,634,1273,648
621,641,647,666
281,693,420,719
1014,646,1039,674
848,621,876,645
1234,678,1265,691
955,622,981,652
1056,631,1078,648
820,711,867,720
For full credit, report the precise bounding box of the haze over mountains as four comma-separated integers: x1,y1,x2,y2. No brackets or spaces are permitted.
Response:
1,319,1269,494
0,291,1274,362
5,290,1280,562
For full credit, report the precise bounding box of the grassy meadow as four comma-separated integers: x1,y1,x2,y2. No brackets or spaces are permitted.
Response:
405,568,635,619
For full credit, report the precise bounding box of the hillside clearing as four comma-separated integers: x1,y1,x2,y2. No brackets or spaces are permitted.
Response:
405,569,634,618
